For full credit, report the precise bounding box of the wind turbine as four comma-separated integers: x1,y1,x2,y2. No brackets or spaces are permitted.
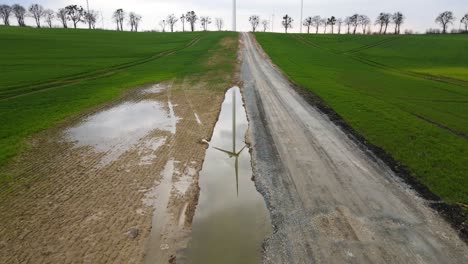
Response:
233,0,237,31
213,89,246,196
300,0,304,33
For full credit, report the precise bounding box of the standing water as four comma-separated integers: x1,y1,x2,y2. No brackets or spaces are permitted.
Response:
180,87,271,263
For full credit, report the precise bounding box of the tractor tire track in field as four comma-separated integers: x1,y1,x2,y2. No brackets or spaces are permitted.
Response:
349,55,468,88
343,36,403,54
241,32,468,263
294,34,468,89
411,113,468,140
0,35,202,101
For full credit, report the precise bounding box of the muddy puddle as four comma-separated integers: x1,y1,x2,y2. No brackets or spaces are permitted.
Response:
65,84,178,167
178,87,272,264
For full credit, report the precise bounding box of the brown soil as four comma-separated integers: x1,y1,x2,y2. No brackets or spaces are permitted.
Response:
0,35,239,264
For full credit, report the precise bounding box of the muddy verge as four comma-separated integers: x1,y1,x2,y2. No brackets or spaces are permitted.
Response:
0,81,225,263
0,33,241,263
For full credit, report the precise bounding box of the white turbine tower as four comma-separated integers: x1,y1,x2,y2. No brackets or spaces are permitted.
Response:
233,0,237,31
300,0,304,33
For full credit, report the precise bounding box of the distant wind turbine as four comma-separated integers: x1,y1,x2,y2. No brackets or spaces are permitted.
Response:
300,0,304,33
233,0,237,31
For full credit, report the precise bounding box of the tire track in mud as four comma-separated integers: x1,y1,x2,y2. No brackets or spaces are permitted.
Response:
0,36,202,100
241,32,468,264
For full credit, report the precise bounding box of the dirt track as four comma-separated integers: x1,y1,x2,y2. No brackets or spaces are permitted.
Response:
241,33,468,263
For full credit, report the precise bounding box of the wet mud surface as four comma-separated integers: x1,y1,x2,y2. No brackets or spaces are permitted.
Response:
241,32,468,263
0,81,227,263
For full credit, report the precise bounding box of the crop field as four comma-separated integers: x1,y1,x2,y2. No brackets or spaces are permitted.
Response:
255,33,468,205
0,26,237,170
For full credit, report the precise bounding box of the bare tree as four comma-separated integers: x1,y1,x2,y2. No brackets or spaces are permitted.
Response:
311,16,321,33
180,14,186,32
215,18,224,31
282,15,293,33
350,14,359,34
435,11,455,34
0,5,11,26
44,9,54,28
376,13,391,34
358,15,370,34
186,11,197,32
167,14,178,32
57,8,67,28
376,13,384,34
336,18,343,34
382,13,391,34
29,4,45,28
84,10,99,29
462,14,468,32
327,16,337,34
134,14,142,32
12,4,26,26
344,16,352,34
113,9,125,31
200,16,211,31
261,19,269,32
303,17,314,34
66,5,85,29
159,20,166,32
249,15,260,32
128,12,142,32
392,12,404,34
320,18,327,33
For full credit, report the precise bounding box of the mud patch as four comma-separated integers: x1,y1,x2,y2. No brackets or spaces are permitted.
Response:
0,33,240,264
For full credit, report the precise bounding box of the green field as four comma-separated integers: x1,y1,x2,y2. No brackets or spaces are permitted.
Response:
0,26,237,171
255,33,468,205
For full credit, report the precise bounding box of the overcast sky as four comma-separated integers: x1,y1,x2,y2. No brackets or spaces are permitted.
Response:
4,0,468,33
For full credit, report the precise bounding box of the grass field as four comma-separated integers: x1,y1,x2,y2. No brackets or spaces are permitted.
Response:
0,26,237,171
255,33,468,205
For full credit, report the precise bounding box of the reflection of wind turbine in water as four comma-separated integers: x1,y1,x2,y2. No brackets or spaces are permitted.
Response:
213,88,246,196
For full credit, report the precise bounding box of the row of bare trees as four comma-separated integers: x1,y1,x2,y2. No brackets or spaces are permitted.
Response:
251,11,468,35
2,4,467,34
0,3,141,32
295,12,403,34
0,3,102,29
0,3,223,32
110,9,143,32
158,12,224,32
247,13,400,34
434,11,468,34
248,15,269,32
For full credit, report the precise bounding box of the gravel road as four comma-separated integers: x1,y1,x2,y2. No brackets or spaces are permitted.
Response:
241,32,468,264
